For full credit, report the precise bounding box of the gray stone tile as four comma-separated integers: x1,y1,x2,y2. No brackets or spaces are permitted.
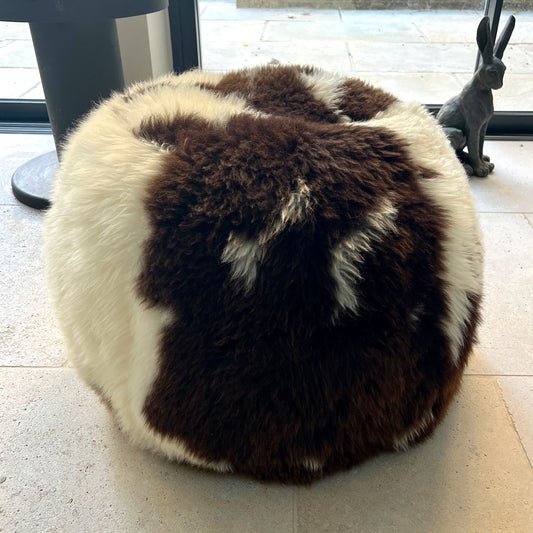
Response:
201,2,341,22
454,73,533,112
503,11,533,44
495,73,533,111
348,42,477,73
200,20,266,43
0,134,55,205
452,44,528,78
497,376,533,467
262,19,427,42
0,67,41,99
296,377,533,533
0,206,66,367
0,21,31,40
358,72,462,104
18,82,44,99
468,141,533,212
409,11,481,43
0,39,37,68
339,8,479,25
497,43,533,74
466,213,533,375
0,368,294,533
202,40,351,72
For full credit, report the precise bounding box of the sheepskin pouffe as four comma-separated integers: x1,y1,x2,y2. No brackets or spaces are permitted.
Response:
44,65,483,484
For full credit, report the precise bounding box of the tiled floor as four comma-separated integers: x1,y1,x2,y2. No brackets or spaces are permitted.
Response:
1,3,533,107
1,131,532,530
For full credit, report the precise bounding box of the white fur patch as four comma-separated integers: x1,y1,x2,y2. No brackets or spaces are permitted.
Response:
222,180,313,291
302,457,323,472
330,198,398,319
44,72,241,473
221,232,265,291
260,179,313,245
360,101,484,365
393,409,435,451
299,69,350,122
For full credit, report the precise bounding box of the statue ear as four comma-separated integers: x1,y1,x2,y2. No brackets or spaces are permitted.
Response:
477,17,493,63
494,15,516,59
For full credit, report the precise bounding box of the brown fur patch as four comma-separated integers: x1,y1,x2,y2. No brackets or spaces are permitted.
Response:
136,101,469,482
338,78,398,121
200,65,342,123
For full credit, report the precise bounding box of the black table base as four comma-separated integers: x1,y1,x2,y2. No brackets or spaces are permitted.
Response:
11,151,58,210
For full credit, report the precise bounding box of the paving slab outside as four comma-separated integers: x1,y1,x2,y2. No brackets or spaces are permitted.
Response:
1,2,533,108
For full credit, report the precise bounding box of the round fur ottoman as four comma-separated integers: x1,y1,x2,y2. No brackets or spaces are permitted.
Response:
44,65,483,484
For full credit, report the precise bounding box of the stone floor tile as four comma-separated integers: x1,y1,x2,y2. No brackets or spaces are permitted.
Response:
455,73,533,112
0,206,66,367
201,2,341,22
262,19,427,43
497,376,533,467
0,134,55,205
503,11,533,44
348,42,476,73
0,68,41,99
467,213,533,375
0,368,294,533
409,11,481,43
202,40,351,72
469,140,533,213
468,141,533,212
296,377,533,533
497,43,533,74
358,72,462,104
0,39,37,68
0,21,31,40
200,20,266,43
18,82,44,100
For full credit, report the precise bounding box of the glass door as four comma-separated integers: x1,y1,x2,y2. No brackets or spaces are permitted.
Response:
197,0,533,112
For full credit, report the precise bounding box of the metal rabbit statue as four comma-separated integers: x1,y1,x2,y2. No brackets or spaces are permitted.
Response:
437,15,515,177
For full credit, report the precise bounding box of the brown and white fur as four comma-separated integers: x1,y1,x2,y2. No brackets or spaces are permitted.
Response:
44,65,483,484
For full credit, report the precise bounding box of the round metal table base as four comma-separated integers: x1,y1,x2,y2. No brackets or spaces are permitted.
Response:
11,151,58,210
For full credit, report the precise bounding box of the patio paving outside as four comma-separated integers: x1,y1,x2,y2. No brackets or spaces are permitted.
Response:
0,1,532,108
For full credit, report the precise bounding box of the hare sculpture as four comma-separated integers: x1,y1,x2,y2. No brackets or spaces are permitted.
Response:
44,65,483,484
437,15,515,177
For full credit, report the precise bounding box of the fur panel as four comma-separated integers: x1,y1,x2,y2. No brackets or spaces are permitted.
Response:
330,198,399,319
393,408,435,451
45,65,483,484
339,77,398,121
361,101,484,366
221,233,265,291
137,109,462,482
43,82,237,473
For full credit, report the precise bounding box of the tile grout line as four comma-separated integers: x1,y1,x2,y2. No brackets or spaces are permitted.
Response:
0,365,69,370
477,211,533,215
411,21,429,43
18,81,42,99
494,378,533,470
259,20,268,42
292,486,298,533
465,373,533,378
345,42,354,71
